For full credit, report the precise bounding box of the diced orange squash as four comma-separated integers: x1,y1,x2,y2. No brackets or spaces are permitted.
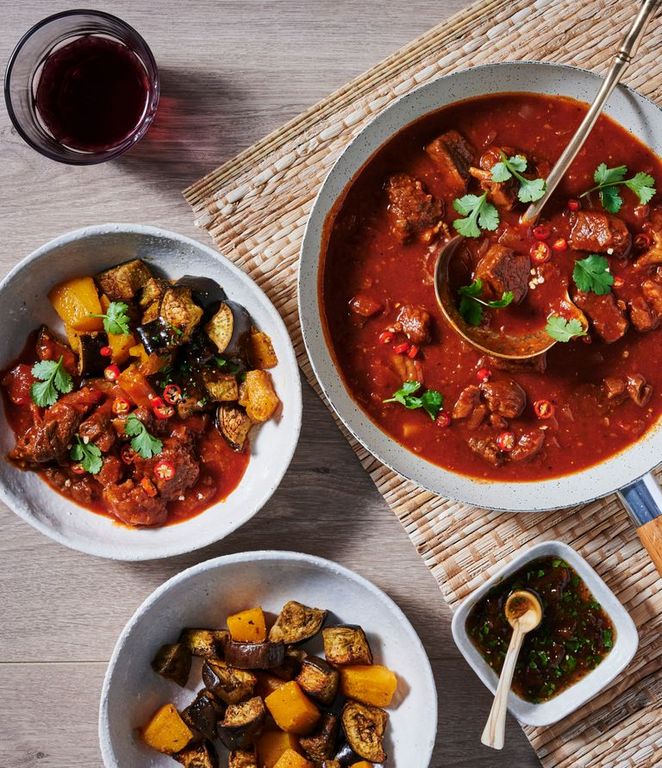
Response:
248,328,278,369
49,276,104,332
118,364,157,409
265,681,320,735
64,324,82,354
256,672,287,698
272,749,313,768
350,763,373,768
108,331,135,365
141,703,193,754
227,607,267,642
129,343,150,364
256,730,301,768
339,665,398,707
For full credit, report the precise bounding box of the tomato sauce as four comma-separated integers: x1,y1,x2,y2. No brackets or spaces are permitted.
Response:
321,93,662,481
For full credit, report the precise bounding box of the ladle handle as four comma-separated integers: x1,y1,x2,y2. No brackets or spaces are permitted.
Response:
618,472,662,576
481,621,525,750
522,0,661,225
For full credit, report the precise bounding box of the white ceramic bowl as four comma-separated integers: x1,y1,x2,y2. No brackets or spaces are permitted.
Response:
298,61,662,511
0,224,302,560
451,541,638,726
99,550,438,767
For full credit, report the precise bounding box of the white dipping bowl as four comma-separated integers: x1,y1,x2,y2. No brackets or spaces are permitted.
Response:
99,551,438,767
0,224,302,561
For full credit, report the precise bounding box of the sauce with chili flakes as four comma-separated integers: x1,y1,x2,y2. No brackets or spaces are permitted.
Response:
466,556,615,703
320,92,662,481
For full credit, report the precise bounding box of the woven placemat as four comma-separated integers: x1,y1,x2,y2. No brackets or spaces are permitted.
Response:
184,0,662,765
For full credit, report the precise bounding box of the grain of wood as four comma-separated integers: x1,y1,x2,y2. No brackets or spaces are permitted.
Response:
0,1,538,766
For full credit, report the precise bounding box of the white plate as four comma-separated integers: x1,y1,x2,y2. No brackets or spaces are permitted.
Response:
0,224,302,560
99,550,438,767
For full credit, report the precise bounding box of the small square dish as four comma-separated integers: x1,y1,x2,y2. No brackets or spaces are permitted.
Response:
451,540,638,727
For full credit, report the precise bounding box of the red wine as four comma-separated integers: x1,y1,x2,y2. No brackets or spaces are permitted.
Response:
35,35,151,152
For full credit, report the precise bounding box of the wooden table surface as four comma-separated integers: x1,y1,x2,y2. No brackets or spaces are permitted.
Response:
0,2,540,766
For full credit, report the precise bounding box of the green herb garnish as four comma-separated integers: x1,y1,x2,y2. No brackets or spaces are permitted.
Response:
572,254,614,295
31,356,73,407
69,435,103,475
545,315,587,343
457,278,514,326
580,163,656,213
215,357,242,375
602,629,613,649
89,301,131,335
124,414,163,458
490,152,547,203
383,380,444,420
452,192,500,238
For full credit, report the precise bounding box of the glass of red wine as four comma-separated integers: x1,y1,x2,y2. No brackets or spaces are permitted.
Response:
4,10,159,164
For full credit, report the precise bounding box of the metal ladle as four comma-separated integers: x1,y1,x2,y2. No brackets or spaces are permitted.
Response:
434,0,661,359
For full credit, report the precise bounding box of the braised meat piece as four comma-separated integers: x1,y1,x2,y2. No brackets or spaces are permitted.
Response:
35,325,77,374
425,130,474,193
635,209,662,268
349,294,382,318
510,430,545,462
138,427,200,501
643,277,662,314
79,408,116,453
627,374,652,407
395,304,432,344
629,295,660,333
603,377,627,403
452,385,481,419
102,479,168,526
568,211,631,258
96,455,123,486
573,290,628,343
469,147,518,210
474,244,529,303
480,380,526,418
385,173,444,244
468,437,503,467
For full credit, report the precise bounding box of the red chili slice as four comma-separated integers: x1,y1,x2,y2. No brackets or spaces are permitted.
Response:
104,364,121,382
393,341,410,354
378,331,394,345
551,238,567,252
496,431,516,452
112,397,131,416
530,241,551,265
533,399,555,419
476,367,491,383
407,344,420,359
163,384,182,405
567,199,581,212
436,412,451,428
153,401,175,419
100,345,112,357
120,445,135,464
154,459,176,482
613,276,625,289
71,463,86,475
140,477,158,497
532,224,551,241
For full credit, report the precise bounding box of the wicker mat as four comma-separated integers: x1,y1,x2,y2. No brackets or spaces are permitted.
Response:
184,0,662,764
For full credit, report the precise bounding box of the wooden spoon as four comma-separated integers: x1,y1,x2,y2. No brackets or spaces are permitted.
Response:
481,590,543,750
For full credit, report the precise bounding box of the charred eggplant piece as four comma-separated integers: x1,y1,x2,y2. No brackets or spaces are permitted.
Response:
320,762,342,768
202,659,257,704
272,647,308,681
323,626,372,666
269,601,328,645
216,404,252,451
299,713,339,761
151,643,192,687
228,749,258,768
175,741,218,768
179,628,229,658
175,275,227,309
139,277,169,324
224,641,286,670
202,370,239,402
137,317,182,355
218,696,266,750
333,743,361,766
95,259,153,301
205,301,251,357
295,656,339,705
78,331,109,376
181,689,225,740
160,286,204,342
341,702,388,763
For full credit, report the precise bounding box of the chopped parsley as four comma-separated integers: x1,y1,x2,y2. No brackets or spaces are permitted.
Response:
69,435,103,475
545,315,587,343
31,356,73,407
452,192,499,238
124,414,163,458
490,152,546,203
457,277,514,326
215,357,242,375
89,301,131,335
580,163,656,213
383,380,444,420
572,254,614,295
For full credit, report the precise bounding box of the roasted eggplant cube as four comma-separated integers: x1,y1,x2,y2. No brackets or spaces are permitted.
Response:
139,277,169,324
137,317,182,355
205,300,251,357
202,659,257,704
341,702,388,763
216,404,252,451
225,641,286,670
295,656,339,705
269,601,328,645
202,370,239,402
160,286,204,342
228,750,258,768
77,331,110,376
179,628,229,658
151,643,192,687
175,741,219,768
218,696,266,750
322,626,372,666
272,647,308,681
175,275,227,309
320,762,342,768
181,689,225,740
95,259,153,301
299,713,339,761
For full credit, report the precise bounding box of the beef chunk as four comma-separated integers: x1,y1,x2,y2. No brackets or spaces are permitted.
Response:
469,147,518,210
102,479,168,526
468,437,503,467
385,173,444,244
349,293,382,318
479,353,547,374
96,455,123,486
510,429,545,462
643,277,662,314
603,377,627,403
479,380,526,418
573,290,628,343
629,295,660,332
396,304,432,344
135,428,199,502
635,209,662,268
568,211,631,258
36,325,77,375
474,244,529,303
425,130,474,193
452,385,481,419
627,374,652,407
79,409,116,453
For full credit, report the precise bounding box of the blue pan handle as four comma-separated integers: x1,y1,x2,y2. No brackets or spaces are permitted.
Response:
617,472,662,577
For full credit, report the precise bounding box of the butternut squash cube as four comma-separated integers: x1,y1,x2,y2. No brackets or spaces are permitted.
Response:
228,607,267,642
350,763,373,768
141,703,193,754
49,276,104,332
265,681,320,735
239,370,280,423
256,730,301,768
272,749,313,768
339,664,397,707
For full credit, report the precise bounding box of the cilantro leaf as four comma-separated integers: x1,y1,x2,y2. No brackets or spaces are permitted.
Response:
30,356,73,407
572,254,614,295
489,153,546,203
600,185,623,214
625,172,656,205
582,164,656,212
518,177,546,204
89,301,131,335
69,435,103,475
545,315,587,342
457,278,514,326
124,413,163,458
594,163,627,186
490,161,512,183
420,389,443,420
383,381,444,420
453,193,500,238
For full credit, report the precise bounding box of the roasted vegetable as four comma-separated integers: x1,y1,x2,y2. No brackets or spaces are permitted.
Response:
341,702,388,763
248,328,278,369
299,713,339,761
269,601,327,645
175,275,227,310
181,689,225,740
272,647,307,681
77,331,110,376
49,275,104,332
205,300,251,357
348,762,372,768
238,369,280,423
118,364,158,408
333,744,362,767
295,656,339,705
256,730,302,768
218,696,266,750
319,762,342,768
202,370,239,401
175,741,218,768
139,277,169,324
151,642,192,687
229,749,258,768
142,703,194,754
216,404,252,451
225,641,286,670
136,317,183,355
256,672,287,698
202,659,257,704
323,626,372,666
272,750,314,768
160,286,204,342
228,607,267,642
179,628,229,658
339,665,397,708
95,259,153,301
265,681,320,735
